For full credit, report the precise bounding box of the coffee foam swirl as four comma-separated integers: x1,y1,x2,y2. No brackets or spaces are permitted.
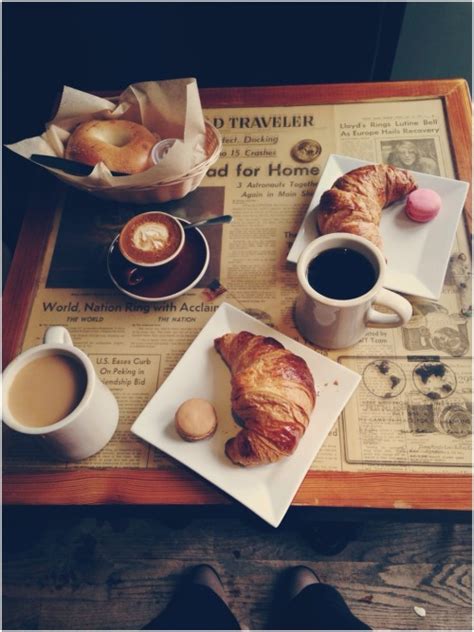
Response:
119,211,183,266
132,222,170,252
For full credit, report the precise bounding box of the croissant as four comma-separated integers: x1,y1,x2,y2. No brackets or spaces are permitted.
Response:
215,331,316,466
317,164,417,249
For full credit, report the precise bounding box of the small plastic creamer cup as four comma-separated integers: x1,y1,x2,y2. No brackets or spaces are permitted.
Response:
151,139,178,165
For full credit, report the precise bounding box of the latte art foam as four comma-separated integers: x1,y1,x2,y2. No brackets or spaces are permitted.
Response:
132,222,170,252
119,212,184,266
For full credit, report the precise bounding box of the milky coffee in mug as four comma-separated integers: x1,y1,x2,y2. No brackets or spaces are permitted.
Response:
3,326,119,461
8,353,88,428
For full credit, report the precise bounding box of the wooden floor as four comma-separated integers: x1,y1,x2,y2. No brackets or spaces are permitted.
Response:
3,506,472,631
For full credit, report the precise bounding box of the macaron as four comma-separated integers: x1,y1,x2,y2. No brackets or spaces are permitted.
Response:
405,188,442,223
175,398,218,441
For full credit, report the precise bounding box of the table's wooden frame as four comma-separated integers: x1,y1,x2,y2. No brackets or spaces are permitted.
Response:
3,79,472,510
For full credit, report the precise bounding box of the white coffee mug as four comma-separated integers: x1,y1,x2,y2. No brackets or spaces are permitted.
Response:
294,233,413,349
2,326,119,460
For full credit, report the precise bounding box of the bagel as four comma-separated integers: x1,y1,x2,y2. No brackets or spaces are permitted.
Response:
65,119,158,175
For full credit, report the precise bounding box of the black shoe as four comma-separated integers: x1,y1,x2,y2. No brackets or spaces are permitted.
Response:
268,565,321,628
283,565,322,602
143,565,237,630
186,564,227,603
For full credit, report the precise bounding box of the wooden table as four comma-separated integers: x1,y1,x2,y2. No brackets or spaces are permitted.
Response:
3,79,472,512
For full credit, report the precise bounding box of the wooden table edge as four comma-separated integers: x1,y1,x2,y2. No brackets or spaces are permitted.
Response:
3,470,471,510
3,79,472,510
2,171,64,368
200,78,470,104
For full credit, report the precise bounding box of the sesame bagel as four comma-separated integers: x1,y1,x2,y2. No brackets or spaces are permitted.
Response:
65,119,158,174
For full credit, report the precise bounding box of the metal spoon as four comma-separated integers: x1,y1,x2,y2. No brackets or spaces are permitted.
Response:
184,215,233,230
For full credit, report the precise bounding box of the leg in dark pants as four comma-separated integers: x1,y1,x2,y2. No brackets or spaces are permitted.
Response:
143,566,240,630
278,582,370,630
274,566,370,631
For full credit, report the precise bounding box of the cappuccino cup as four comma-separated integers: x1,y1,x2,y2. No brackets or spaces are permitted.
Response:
2,326,119,461
118,211,185,286
119,211,184,266
294,233,413,349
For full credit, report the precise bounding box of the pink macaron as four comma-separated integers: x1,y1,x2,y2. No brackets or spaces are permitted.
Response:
405,188,442,223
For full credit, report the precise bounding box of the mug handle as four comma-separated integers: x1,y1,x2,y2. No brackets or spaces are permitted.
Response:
124,267,145,286
365,288,412,328
43,326,74,345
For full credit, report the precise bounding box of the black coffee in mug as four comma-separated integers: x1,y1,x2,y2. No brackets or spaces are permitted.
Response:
307,247,377,300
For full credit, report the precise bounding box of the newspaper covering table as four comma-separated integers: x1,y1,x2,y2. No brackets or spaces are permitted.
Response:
4,97,471,482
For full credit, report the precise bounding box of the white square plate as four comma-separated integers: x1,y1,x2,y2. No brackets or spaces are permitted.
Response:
287,154,469,300
131,303,360,527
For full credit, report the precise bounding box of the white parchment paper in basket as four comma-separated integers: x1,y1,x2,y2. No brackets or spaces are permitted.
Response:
6,78,208,188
